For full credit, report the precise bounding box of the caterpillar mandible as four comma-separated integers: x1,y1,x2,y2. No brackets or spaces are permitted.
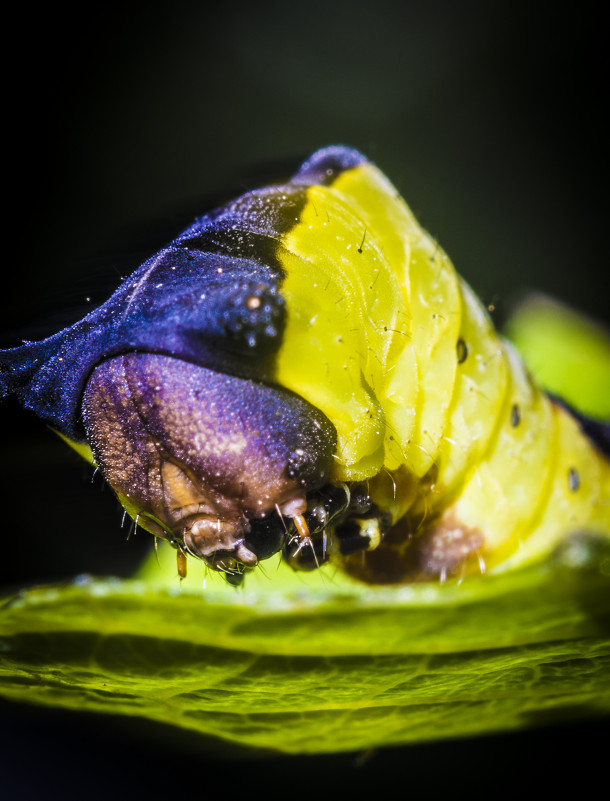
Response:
1,146,608,586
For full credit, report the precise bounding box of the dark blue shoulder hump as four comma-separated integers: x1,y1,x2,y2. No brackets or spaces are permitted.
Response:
0,146,370,441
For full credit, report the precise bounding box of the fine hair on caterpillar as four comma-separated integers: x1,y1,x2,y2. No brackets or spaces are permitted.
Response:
1,146,609,586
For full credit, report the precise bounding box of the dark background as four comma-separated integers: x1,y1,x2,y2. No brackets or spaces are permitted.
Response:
1,1,608,797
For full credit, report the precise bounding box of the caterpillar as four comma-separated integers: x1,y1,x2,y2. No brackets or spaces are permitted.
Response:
1,146,609,586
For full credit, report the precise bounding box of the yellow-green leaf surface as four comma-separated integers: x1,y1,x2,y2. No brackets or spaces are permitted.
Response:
1,535,609,755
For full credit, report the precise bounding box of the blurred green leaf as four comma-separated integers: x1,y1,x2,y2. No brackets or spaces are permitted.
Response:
504,295,610,419
1,536,609,754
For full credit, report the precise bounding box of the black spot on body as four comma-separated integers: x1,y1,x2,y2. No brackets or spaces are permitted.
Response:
568,467,580,492
511,403,521,427
456,339,468,364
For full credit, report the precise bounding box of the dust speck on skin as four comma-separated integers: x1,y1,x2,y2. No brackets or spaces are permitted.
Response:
456,338,468,364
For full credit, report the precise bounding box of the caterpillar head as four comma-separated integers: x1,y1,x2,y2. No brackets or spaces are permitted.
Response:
82,353,338,581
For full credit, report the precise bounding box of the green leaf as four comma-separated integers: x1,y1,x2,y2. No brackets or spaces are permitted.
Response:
1,535,609,755
504,295,610,419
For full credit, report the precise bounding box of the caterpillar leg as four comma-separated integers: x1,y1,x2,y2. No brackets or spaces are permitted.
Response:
282,487,392,572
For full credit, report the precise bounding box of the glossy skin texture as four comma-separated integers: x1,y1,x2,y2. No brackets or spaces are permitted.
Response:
1,147,609,583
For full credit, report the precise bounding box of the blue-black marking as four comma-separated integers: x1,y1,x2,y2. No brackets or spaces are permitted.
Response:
0,147,366,441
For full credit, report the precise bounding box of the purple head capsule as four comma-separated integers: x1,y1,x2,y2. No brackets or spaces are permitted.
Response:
81,353,336,574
